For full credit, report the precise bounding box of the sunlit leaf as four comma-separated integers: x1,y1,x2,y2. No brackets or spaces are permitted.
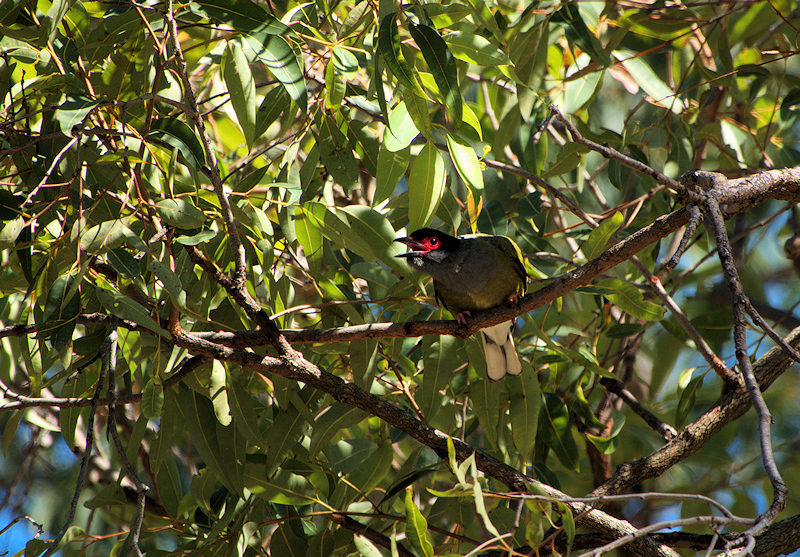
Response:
223,41,257,149
407,141,446,231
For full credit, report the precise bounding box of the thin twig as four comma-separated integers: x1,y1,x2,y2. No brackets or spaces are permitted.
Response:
660,204,702,275
549,105,683,194
702,195,787,542
41,344,107,557
103,322,147,557
599,378,677,441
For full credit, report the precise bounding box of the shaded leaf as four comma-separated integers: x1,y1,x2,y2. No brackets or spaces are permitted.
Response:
141,378,164,419
539,392,579,471
155,198,207,229
419,335,457,421
95,287,169,337
148,118,206,168
410,23,462,127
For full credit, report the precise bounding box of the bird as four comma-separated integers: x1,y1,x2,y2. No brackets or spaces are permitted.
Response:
395,228,527,381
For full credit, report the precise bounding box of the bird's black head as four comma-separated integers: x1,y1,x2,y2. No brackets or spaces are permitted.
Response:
395,228,459,259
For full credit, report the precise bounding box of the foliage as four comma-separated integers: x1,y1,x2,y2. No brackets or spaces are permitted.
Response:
1,0,800,556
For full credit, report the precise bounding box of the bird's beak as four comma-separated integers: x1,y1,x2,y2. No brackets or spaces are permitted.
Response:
395,237,424,258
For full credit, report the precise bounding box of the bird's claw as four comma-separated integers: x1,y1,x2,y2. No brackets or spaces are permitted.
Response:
456,311,471,325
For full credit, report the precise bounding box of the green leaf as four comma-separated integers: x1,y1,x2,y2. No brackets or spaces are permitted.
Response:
222,41,257,149
540,142,588,179
554,2,612,68
269,523,309,556
338,205,408,275
445,31,511,66
508,364,542,458
407,141,446,231
149,259,187,310
410,23,462,127
294,205,325,274
620,51,685,113
55,94,98,135
186,390,242,495
0,216,24,250
307,529,335,557
445,132,484,194
43,272,80,350
317,114,358,187
403,88,433,141
405,488,434,557
384,101,420,152
0,0,26,26
148,118,206,168
141,378,164,419
80,219,130,253
3,410,22,454
585,410,625,454
60,371,92,452
469,377,503,447
556,500,576,554
173,229,217,246
309,402,368,457
517,191,542,219
598,278,664,322
416,335,459,422
349,441,394,495
353,535,383,557
379,466,437,508
207,359,231,427
155,198,207,229
374,144,410,205
226,370,267,448
539,392,579,471
604,323,646,338
527,317,618,379
151,389,178,472
95,287,169,337
676,372,704,429
255,85,291,140
581,212,623,261
193,0,288,36
245,34,307,113
156,457,183,518
41,0,70,44
265,403,307,475
470,456,502,539
379,12,426,98
419,335,457,421
107,248,141,279
324,59,346,111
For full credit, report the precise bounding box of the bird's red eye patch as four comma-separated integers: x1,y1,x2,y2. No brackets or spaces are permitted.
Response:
428,237,439,248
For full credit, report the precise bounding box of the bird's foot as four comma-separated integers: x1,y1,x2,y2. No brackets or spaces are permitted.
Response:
456,311,471,325
507,293,521,305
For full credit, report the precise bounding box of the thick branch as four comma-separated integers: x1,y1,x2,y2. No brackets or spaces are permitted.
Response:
590,326,800,498
167,329,679,557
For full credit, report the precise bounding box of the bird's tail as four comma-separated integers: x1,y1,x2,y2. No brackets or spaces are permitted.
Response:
479,321,522,381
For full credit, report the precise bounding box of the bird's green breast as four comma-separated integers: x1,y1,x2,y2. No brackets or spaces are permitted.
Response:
426,236,526,316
